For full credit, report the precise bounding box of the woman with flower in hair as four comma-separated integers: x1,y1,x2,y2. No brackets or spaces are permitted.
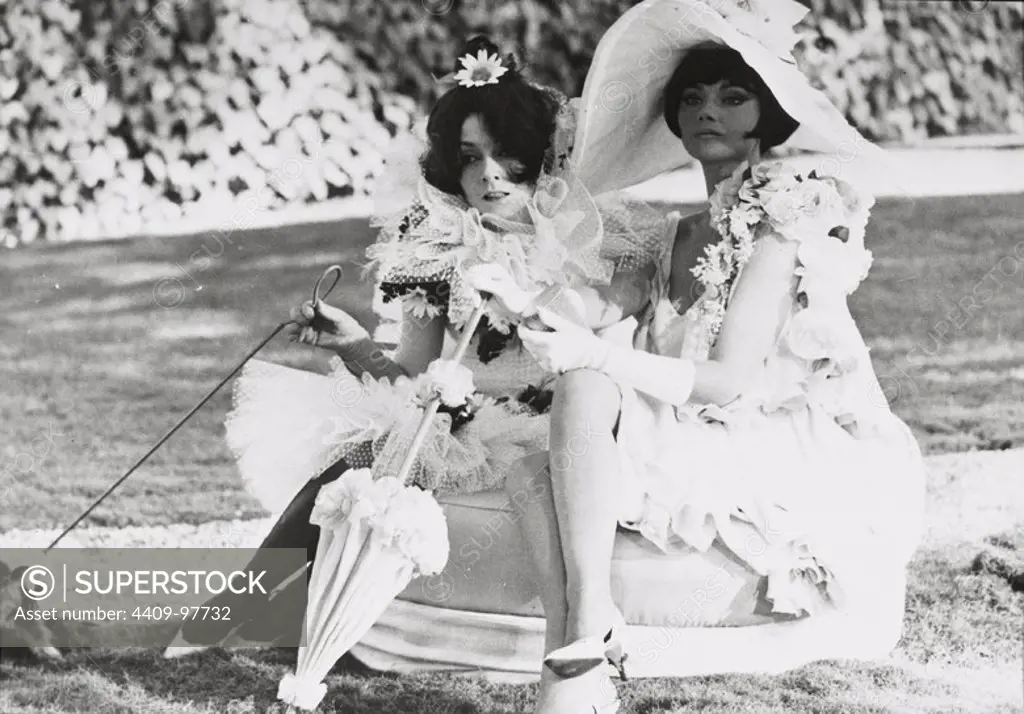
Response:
162,34,666,658
474,1,927,711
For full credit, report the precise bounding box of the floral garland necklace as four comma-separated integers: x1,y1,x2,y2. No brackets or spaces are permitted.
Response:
696,161,875,341
689,169,757,339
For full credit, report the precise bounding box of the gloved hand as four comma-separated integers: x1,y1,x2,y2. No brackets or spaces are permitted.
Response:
519,307,697,406
517,308,610,374
466,263,588,327
465,263,540,315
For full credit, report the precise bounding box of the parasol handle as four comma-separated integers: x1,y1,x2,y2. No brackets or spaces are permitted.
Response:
391,299,489,484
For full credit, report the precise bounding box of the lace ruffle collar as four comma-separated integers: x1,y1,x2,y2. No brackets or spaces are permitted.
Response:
366,170,614,331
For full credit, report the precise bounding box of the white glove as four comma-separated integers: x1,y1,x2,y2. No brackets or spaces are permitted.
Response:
466,263,588,327
519,307,697,407
465,263,540,315
516,308,608,373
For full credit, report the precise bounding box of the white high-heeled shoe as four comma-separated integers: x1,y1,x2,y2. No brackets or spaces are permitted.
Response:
535,666,620,714
543,609,629,681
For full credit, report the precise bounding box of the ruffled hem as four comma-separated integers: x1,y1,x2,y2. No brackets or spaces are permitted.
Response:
623,494,837,617
224,359,549,510
614,380,924,618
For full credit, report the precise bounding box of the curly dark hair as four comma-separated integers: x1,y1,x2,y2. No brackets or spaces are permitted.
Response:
663,46,799,152
420,35,562,197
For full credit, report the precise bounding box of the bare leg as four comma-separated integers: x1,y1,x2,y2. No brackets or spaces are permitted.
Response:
505,452,567,657
506,454,620,713
548,369,623,644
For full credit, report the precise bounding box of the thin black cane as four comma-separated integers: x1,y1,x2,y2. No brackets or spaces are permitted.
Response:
42,265,346,553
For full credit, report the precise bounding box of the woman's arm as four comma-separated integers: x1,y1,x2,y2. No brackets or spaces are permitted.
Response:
290,299,447,381
338,312,447,381
517,233,798,409
690,233,798,405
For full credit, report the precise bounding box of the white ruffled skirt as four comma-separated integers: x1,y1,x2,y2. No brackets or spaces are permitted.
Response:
225,358,549,512
614,388,926,618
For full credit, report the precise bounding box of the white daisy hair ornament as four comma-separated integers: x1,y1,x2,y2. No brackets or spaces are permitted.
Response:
453,49,509,88
573,0,915,196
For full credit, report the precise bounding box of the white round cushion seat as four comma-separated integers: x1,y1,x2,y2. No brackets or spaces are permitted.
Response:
352,490,906,680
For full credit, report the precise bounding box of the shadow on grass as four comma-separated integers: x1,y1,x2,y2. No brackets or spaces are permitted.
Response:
3,196,1024,527
4,530,1021,714
3,644,1010,714
2,647,508,713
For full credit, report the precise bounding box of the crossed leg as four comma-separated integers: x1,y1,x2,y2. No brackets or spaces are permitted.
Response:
505,368,625,712
504,452,567,659
548,369,624,646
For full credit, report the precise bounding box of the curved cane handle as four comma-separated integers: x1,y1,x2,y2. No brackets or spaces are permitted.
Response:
312,264,343,304
309,265,344,334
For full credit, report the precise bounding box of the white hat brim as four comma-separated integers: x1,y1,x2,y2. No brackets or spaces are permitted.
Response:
573,0,897,196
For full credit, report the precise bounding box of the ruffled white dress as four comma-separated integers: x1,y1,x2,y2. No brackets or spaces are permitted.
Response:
614,164,927,617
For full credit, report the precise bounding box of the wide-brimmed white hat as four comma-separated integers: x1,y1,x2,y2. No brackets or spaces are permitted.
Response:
573,0,898,195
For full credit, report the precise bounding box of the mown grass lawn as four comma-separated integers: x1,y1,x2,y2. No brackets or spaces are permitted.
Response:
1,193,1023,712
1,193,1022,532
1,533,1022,714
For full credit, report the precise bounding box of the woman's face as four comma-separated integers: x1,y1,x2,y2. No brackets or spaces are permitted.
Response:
458,114,534,220
675,81,761,164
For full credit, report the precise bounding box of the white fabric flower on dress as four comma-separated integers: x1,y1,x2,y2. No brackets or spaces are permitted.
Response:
818,174,875,217
794,178,845,218
797,237,873,297
420,359,476,408
453,50,508,88
764,179,846,242
784,306,860,373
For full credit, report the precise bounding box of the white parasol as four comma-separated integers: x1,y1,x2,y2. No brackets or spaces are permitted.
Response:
277,302,487,712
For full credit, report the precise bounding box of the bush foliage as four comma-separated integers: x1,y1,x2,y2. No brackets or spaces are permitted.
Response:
1,0,1021,246
0,0,416,246
323,0,1022,140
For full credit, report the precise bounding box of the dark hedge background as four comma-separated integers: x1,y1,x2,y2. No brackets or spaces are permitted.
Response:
1,0,1020,246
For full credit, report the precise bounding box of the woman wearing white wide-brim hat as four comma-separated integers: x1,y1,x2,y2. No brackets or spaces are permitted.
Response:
474,0,927,710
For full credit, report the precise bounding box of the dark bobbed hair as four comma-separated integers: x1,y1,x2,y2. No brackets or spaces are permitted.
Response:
663,46,799,152
421,35,562,197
